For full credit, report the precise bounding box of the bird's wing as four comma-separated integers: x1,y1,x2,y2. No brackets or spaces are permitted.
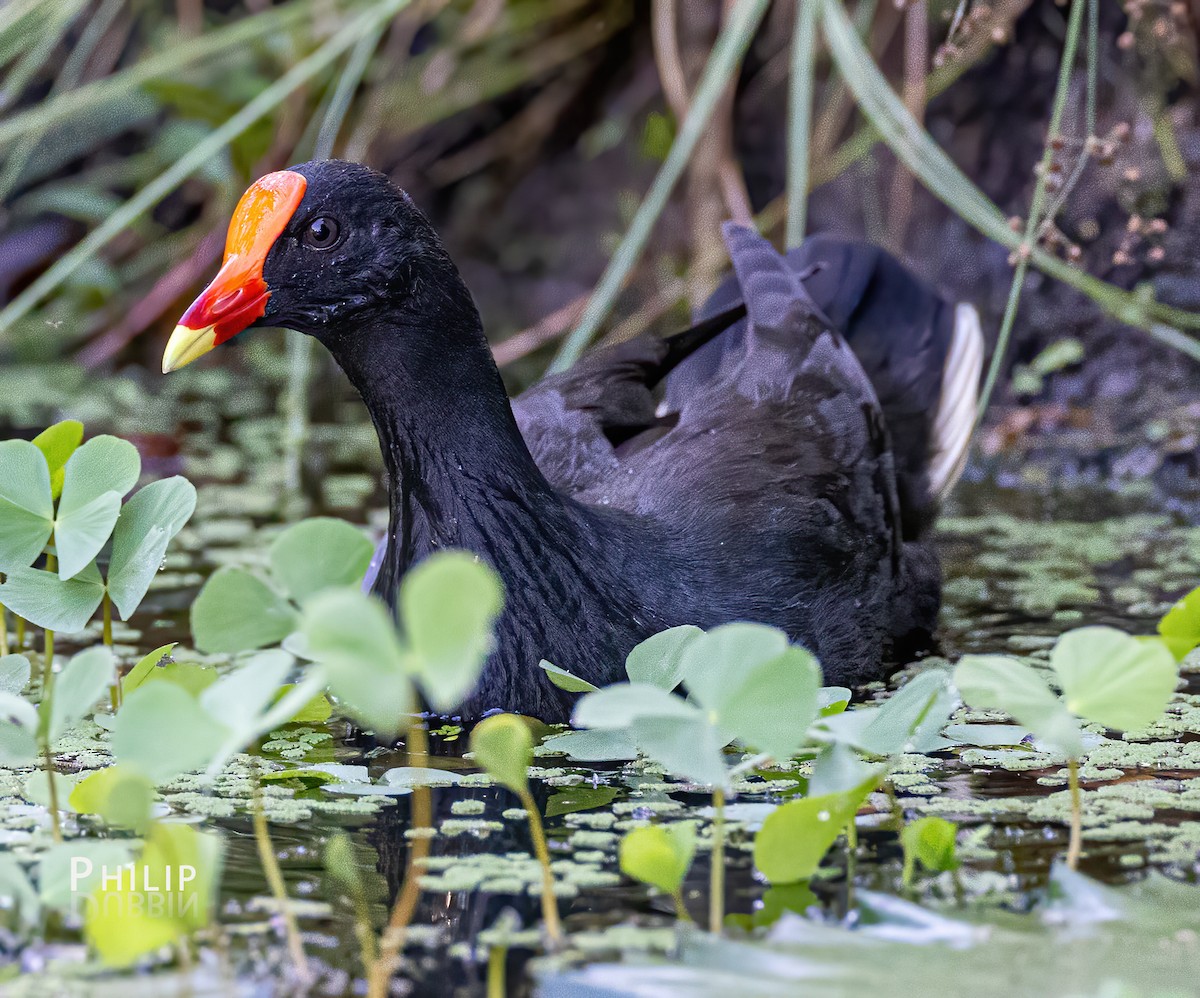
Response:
663,233,983,538
511,304,745,495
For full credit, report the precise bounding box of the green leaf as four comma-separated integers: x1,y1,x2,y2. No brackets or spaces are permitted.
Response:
276,685,332,724
857,669,956,755
46,646,114,741
753,774,881,884
624,625,703,689
901,816,959,876
469,713,532,793
1158,586,1200,659
620,822,696,894
191,566,298,653
0,563,105,632
677,622,789,710
37,840,134,910
808,742,878,796
399,551,503,712
572,682,701,728
540,728,638,762
630,713,731,787
953,655,1083,757
539,660,599,694
302,587,411,738
268,517,374,603
122,643,179,695
54,435,140,580
712,645,821,760
545,785,619,817
0,654,31,695
84,823,222,967
0,855,39,927
106,477,197,618
31,419,83,499
818,686,852,716
112,682,230,783
0,691,39,765
1051,626,1178,731
198,649,294,741
0,439,53,572
68,765,155,832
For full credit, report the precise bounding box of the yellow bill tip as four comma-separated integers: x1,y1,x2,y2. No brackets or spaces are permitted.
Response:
162,324,218,374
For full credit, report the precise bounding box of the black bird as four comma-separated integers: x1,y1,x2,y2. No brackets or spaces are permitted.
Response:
163,160,982,722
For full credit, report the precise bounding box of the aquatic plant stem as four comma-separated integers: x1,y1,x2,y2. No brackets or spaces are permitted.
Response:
0,601,7,657
972,0,1084,420
41,736,62,843
671,887,691,922
709,787,726,934
1066,757,1083,870
487,944,507,998
15,615,25,652
519,784,564,948
369,719,433,998
250,764,310,981
102,592,121,711
786,0,818,248
550,0,771,371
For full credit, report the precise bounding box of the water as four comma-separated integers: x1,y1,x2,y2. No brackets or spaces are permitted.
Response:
3,363,1199,994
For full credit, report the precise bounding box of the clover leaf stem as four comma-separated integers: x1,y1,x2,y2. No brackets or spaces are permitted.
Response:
487,942,507,998
709,787,726,934
102,592,122,711
370,717,434,998
519,783,564,948
40,734,62,843
0,600,7,656
1066,756,1083,870
250,759,310,981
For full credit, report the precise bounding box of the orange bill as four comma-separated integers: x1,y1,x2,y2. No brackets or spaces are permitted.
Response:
162,170,307,372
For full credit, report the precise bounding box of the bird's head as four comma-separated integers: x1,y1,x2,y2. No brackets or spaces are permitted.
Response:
162,159,450,372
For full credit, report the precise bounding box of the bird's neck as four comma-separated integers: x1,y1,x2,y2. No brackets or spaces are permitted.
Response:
327,275,578,603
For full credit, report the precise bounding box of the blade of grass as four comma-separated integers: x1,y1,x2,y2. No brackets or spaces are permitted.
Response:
819,0,1200,361
786,0,819,248
0,0,86,113
282,19,388,514
549,0,771,372
0,0,410,336
0,0,316,148
977,0,1085,419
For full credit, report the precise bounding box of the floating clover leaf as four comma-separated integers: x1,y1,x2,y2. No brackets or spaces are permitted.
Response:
1050,626,1178,731
106,476,196,618
620,823,696,896
69,766,156,832
399,551,503,711
753,772,882,884
54,434,140,580
573,623,822,786
624,625,703,689
31,419,83,500
1158,585,1200,660
46,646,115,742
539,660,600,693
268,517,375,603
84,823,222,968
191,567,297,653
0,439,54,572
901,817,959,887
953,655,1083,757
470,713,534,793
302,588,413,739
0,562,106,633
0,654,31,695
191,517,374,653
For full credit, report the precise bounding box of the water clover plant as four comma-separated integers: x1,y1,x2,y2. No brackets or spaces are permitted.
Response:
619,822,697,921
469,713,563,947
900,816,960,891
0,646,114,842
191,516,375,654
953,625,1178,868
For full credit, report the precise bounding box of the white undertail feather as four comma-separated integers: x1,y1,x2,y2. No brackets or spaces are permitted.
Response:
928,302,984,501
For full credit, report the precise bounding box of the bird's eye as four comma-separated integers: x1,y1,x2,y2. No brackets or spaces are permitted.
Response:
303,216,340,249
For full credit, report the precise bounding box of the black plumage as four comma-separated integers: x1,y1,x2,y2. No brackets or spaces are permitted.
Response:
242,160,980,721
